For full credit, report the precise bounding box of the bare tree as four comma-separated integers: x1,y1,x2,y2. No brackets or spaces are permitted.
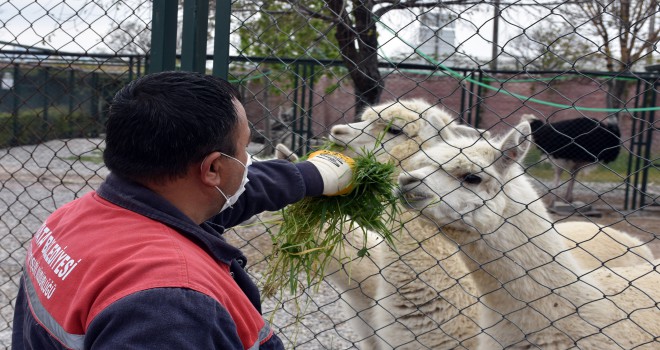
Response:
238,0,471,118
562,0,660,111
76,0,156,54
106,21,152,55
505,22,601,71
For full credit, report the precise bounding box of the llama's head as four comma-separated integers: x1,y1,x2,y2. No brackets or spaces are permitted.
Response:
329,99,487,158
397,122,532,236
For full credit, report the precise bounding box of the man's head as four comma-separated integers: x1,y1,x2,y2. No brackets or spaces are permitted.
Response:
104,71,243,184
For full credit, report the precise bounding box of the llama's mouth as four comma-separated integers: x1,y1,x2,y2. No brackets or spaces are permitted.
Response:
327,134,355,148
399,188,437,209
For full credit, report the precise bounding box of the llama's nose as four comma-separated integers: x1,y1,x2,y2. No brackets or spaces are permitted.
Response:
330,125,350,136
398,173,421,188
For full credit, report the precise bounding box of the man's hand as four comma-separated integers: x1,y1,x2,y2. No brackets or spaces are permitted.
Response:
307,150,355,196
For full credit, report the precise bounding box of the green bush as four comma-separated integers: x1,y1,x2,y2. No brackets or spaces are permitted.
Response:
0,107,105,148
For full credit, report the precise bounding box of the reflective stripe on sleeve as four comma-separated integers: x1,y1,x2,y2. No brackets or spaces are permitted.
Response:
248,321,273,350
24,274,85,350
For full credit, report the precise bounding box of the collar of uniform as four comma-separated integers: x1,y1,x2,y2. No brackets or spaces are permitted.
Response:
97,173,243,265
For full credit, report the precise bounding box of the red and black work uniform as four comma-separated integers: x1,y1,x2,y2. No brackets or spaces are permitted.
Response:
12,159,325,349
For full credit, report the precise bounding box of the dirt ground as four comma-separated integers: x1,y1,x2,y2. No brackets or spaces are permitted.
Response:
539,183,660,260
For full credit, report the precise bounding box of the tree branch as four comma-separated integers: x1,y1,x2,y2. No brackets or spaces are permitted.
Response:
373,0,470,18
291,1,336,22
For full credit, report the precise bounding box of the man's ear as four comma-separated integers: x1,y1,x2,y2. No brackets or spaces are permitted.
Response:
200,152,223,186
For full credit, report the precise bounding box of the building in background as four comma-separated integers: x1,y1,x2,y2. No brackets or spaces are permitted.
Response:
416,10,456,63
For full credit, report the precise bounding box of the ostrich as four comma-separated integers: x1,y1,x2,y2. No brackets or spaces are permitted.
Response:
520,114,621,204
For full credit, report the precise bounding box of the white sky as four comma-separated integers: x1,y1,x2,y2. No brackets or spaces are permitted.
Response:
0,0,153,53
378,7,499,61
0,1,608,64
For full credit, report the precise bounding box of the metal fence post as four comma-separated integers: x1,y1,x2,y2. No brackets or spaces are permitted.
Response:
150,0,178,73
11,63,20,146
262,77,273,155
136,57,143,78
128,56,134,81
305,63,315,153
91,72,99,137
43,67,49,136
624,78,643,211
213,0,231,79
640,85,657,208
474,70,484,128
291,63,301,153
626,73,659,210
68,69,75,115
181,0,209,73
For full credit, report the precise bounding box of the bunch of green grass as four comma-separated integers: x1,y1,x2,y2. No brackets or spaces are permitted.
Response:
263,148,400,298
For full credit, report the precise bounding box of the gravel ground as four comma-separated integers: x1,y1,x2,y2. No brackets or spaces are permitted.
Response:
1,139,658,349
527,176,660,258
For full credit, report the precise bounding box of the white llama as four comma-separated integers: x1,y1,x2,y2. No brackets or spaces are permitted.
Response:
326,99,488,349
326,99,653,349
397,122,659,349
329,101,653,270
329,98,487,160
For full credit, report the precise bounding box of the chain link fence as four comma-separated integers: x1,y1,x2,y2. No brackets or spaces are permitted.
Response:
1,0,659,348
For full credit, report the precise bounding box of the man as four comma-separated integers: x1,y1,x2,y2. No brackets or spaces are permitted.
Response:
12,71,354,349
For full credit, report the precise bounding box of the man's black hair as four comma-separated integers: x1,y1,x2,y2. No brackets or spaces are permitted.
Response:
103,71,241,183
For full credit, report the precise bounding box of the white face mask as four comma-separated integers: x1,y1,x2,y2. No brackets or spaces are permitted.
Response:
215,151,252,213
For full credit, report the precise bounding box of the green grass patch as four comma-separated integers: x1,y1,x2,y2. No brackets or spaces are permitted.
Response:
0,108,104,148
66,149,104,164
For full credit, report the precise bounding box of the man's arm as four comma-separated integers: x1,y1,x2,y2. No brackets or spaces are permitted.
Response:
213,152,354,228
210,159,322,228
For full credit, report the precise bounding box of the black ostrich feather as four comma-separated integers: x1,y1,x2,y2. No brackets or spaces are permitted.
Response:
527,117,621,164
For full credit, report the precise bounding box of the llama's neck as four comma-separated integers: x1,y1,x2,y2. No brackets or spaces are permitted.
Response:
447,175,605,348
460,221,579,297
472,175,582,291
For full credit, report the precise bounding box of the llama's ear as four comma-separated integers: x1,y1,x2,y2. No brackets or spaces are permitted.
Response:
450,124,488,139
425,109,446,126
497,121,532,170
421,109,448,137
275,143,299,162
359,105,379,122
438,125,457,141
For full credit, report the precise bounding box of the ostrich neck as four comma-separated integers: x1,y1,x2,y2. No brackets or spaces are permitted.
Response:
605,113,619,126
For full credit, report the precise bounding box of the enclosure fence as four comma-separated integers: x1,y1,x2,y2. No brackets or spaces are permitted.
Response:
1,0,659,349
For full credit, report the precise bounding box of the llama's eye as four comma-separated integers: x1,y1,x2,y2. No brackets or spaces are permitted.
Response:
388,128,403,135
462,173,482,185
